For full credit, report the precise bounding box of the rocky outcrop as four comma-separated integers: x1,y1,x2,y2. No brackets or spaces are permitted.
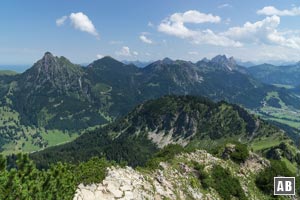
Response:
73,167,152,200
73,150,270,200
73,164,204,200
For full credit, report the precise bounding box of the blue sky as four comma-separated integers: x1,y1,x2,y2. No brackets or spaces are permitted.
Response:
1,0,300,65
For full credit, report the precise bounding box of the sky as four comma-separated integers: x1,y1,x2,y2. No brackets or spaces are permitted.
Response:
1,0,300,66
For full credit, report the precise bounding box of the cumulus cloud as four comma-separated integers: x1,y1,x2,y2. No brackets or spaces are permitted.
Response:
158,10,300,49
69,12,99,38
139,35,153,44
158,10,220,38
169,10,221,24
116,46,138,57
56,12,99,39
223,15,300,49
257,6,300,16
158,10,241,47
56,16,67,26
194,29,242,47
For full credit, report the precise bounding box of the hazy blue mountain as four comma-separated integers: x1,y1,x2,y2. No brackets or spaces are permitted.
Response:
122,60,153,68
249,63,300,87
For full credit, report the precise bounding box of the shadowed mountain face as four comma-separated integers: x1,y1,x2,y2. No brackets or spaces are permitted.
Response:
5,52,106,130
0,53,300,151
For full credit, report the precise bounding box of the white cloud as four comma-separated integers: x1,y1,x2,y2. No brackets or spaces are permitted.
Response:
218,4,232,9
139,35,153,44
223,15,300,49
257,6,300,16
96,54,104,59
116,46,138,57
158,10,221,39
158,10,300,51
69,12,99,38
56,16,67,26
158,10,241,47
169,10,221,24
193,29,242,47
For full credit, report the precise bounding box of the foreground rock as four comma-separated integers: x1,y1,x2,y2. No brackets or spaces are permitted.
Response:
74,150,270,200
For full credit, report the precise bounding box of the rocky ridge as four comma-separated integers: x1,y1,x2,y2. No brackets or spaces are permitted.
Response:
73,150,270,200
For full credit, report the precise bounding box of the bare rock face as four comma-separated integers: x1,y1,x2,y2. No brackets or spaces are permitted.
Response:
73,155,206,199
73,150,270,200
73,166,152,200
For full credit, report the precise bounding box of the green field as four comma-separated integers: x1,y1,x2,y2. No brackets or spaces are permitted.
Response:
1,127,79,155
256,106,300,129
0,104,81,155
253,91,300,129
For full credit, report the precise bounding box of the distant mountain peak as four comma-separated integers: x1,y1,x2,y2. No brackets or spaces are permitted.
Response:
41,52,56,63
21,52,82,87
211,55,236,64
122,60,153,68
100,55,114,60
201,57,210,63
44,51,54,56
228,56,236,64
211,55,237,71
91,56,124,67
162,57,173,64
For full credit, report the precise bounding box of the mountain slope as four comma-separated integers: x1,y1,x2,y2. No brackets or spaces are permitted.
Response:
0,53,108,153
11,52,103,129
85,56,141,117
31,95,293,169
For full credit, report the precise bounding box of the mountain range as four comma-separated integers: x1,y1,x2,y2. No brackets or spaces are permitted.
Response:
0,52,299,154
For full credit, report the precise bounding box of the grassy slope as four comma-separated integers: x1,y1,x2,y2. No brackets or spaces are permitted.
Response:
0,105,80,155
